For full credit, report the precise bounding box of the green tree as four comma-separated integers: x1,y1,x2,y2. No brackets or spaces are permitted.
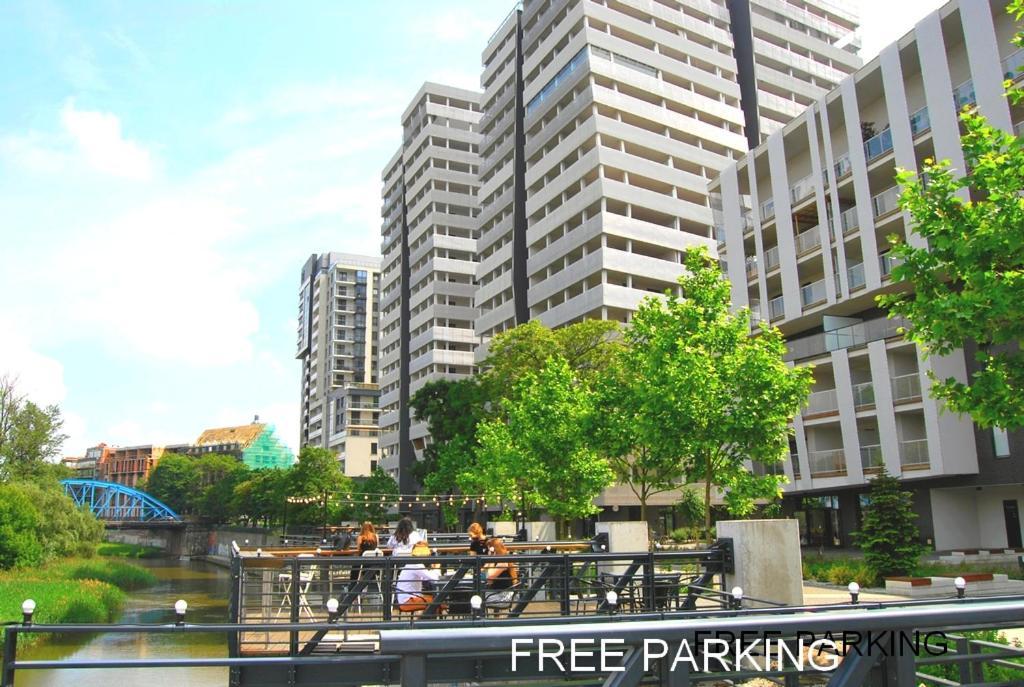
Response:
0,375,68,481
142,453,200,515
0,483,44,568
234,467,290,527
410,378,489,496
877,1,1024,429
476,356,614,537
196,454,249,524
17,481,103,558
626,247,812,542
854,469,923,579
588,355,684,528
288,446,350,527
350,469,399,522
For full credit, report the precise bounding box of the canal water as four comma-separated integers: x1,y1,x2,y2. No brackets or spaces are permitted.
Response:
17,557,230,686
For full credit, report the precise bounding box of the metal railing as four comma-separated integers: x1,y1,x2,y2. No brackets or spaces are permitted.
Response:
900,438,930,468
953,78,976,110
853,380,875,408
800,278,827,308
848,261,866,291
768,295,785,320
795,226,821,256
880,251,902,277
910,105,931,137
760,197,775,222
789,173,815,204
826,314,909,351
833,152,852,180
764,245,780,270
808,448,847,475
861,444,884,470
5,597,1024,687
840,204,859,235
804,388,839,416
745,256,758,279
864,127,894,162
873,185,901,218
892,372,923,402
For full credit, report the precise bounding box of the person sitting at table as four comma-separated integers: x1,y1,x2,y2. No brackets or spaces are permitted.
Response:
482,538,518,589
396,540,442,614
350,521,380,582
467,522,487,555
387,517,424,556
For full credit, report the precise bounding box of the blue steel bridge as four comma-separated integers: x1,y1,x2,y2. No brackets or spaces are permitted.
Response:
61,478,181,523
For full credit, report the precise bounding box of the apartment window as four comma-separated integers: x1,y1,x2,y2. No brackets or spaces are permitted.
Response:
371,442,378,455
370,460,378,472
993,427,1011,458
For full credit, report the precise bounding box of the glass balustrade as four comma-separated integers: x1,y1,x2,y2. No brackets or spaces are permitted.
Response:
909,106,930,137
764,245,780,270
800,278,827,307
795,226,821,256
769,295,785,320
804,388,839,415
840,206,859,235
872,186,900,218
899,439,929,468
790,174,815,204
847,261,866,291
879,252,902,277
864,128,894,162
852,381,875,409
745,256,758,279
833,153,852,180
825,315,909,351
761,197,776,221
809,449,847,476
953,79,976,109
860,444,884,470
1004,49,1024,81
891,373,922,402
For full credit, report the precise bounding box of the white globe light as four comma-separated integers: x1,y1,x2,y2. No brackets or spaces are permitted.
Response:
326,598,339,613
470,594,483,610
848,582,860,595
316,547,322,554
731,586,744,600
954,576,966,589
256,548,262,557
606,590,618,606
22,599,36,614
174,599,188,614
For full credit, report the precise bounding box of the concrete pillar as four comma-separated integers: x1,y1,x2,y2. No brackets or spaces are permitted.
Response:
524,521,556,542
595,521,649,553
717,519,804,608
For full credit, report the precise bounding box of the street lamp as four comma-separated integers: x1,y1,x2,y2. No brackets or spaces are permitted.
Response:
730,586,744,610
326,598,340,622
954,576,966,599
174,599,188,626
605,590,618,616
470,594,484,620
21,599,35,626
848,582,860,605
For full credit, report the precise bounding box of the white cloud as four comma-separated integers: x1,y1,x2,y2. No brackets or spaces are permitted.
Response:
0,321,68,406
60,99,154,180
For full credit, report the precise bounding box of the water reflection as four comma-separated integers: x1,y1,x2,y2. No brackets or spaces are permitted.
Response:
17,557,229,687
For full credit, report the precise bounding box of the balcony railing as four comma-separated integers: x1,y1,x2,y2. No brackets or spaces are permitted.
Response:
749,299,762,327
795,226,821,256
872,186,901,218
745,256,758,279
790,174,815,204
891,373,922,402
840,206,859,235
1004,48,1024,82
743,211,754,231
833,153,852,180
805,388,839,416
809,449,847,476
909,106,931,137
899,438,929,469
864,128,894,162
847,261,866,291
861,444,884,470
761,197,776,222
790,453,802,479
800,278,827,308
769,295,785,320
953,79,976,110
764,245,780,271
825,315,910,351
879,252,901,278
852,381,875,409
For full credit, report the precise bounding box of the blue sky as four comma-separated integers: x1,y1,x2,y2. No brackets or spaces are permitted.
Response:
0,0,944,456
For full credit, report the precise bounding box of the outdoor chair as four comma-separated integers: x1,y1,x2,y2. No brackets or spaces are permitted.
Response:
353,548,384,614
275,553,318,621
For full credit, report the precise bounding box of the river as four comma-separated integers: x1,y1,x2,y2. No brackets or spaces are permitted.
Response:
16,557,230,687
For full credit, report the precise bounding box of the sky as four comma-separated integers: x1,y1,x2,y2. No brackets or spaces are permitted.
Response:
0,0,949,457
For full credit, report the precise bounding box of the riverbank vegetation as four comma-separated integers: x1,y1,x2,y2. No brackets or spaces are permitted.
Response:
97,542,165,558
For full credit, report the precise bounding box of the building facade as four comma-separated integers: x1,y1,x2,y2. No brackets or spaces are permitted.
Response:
711,0,1024,551
297,252,382,474
97,444,188,489
378,84,482,492
191,420,295,470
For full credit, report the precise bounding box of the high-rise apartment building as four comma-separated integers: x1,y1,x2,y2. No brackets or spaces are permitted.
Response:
475,0,860,349
296,252,382,476
712,0,1023,551
378,84,482,492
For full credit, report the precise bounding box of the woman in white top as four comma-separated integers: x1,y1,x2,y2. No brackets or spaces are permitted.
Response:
396,540,441,613
387,517,424,556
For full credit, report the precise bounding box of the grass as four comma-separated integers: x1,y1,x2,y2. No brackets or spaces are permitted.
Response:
96,542,165,559
802,554,1024,587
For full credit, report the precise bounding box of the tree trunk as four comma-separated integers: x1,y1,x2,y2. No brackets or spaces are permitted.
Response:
704,456,713,547
639,494,649,545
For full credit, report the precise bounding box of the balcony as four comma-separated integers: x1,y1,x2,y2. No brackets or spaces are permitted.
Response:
804,388,839,416
795,226,821,256
879,252,901,278
872,186,901,219
800,278,827,308
891,373,922,403
764,245,780,271
1004,49,1024,82
749,299,762,327
790,174,815,205
852,381,875,409
840,206,859,235
847,261,866,291
808,449,847,476
745,256,758,279
761,198,776,222
791,453,802,480
909,106,930,137
825,315,909,351
899,439,929,469
864,128,894,163
833,153,852,180
953,79,976,110
861,444,884,471
769,295,785,320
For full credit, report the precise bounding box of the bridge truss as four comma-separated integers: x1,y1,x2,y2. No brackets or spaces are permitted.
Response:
61,478,182,522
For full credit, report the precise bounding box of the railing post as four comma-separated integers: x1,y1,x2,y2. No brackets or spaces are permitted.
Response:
560,553,571,616
401,653,427,687
289,557,299,656
382,558,393,622
2,627,17,687
954,636,971,685
644,551,656,612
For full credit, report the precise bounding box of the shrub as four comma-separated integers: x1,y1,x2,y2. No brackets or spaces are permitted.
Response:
854,469,923,578
918,630,1024,683
0,484,44,569
68,560,157,590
